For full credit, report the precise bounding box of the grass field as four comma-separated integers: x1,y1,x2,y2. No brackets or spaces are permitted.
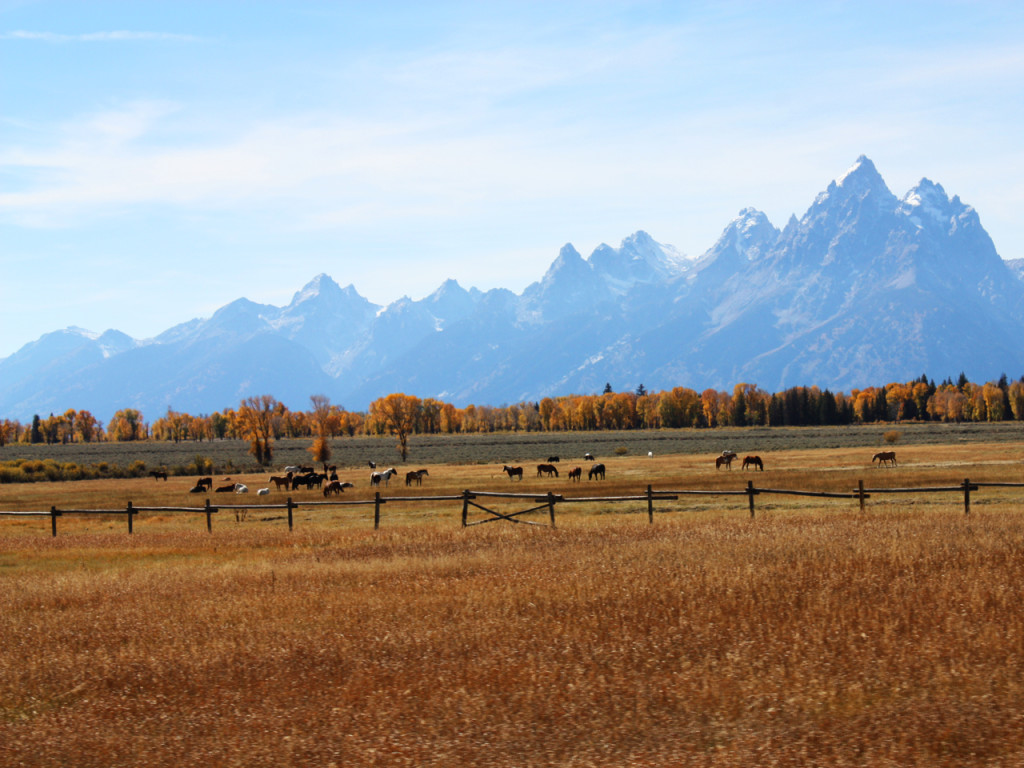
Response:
3,434,1024,766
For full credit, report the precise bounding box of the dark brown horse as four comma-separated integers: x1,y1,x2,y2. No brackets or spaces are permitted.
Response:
503,465,523,481
588,463,606,480
872,451,897,467
150,470,168,481
196,476,213,491
536,463,559,478
742,455,763,471
405,469,429,486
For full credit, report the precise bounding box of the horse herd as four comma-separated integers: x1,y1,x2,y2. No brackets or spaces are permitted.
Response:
173,448,900,497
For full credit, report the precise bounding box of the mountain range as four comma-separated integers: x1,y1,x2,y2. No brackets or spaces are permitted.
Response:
3,155,1023,422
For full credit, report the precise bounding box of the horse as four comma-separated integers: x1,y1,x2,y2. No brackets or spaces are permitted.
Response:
215,483,236,493
547,456,560,463
323,480,354,496
269,475,291,490
150,470,168,481
196,476,213,491
536,463,559,478
742,455,764,471
368,461,376,470
405,469,429,486
584,452,595,461
873,451,897,467
188,484,205,493
235,484,249,494
292,472,324,491
568,466,582,482
715,454,734,470
256,488,269,496
503,465,524,481
588,463,606,480
371,468,398,487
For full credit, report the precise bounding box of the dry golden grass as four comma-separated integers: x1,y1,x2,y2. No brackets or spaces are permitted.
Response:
3,442,1024,766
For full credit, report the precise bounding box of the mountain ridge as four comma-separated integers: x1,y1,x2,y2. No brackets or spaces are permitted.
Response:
3,157,1023,421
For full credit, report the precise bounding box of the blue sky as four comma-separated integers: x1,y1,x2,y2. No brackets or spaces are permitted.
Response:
2,1,1023,358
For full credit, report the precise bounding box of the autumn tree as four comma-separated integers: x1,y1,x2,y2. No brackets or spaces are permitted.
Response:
308,394,336,469
108,409,146,441
369,393,421,461
235,395,279,465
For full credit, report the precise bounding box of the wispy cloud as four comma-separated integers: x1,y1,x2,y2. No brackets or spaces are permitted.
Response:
2,30,205,43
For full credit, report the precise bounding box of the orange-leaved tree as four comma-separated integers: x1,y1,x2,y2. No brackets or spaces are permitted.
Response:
234,395,279,466
369,393,421,461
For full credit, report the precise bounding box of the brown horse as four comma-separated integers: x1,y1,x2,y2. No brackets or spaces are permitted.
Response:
588,463,606,480
568,466,582,482
269,475,291,490
503,465,524,481
872,451,897,467
150,470,168,481
323,480,354,496
715,454,734,470
405,469,429,486
196,476,213,491
536,463,559,478
742,455,764,471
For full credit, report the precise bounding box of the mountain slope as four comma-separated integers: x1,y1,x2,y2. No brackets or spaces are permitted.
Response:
2,157,1022,420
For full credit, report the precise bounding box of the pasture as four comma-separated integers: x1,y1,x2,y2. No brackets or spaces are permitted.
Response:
3,436,1024,766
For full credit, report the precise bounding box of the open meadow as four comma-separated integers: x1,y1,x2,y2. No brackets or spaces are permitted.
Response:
3,431,1024,766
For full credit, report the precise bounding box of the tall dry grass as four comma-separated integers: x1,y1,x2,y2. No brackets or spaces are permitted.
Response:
3,442,1024,766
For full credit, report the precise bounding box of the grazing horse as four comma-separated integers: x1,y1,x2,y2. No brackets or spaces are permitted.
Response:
371,468,398,487
547,456,560,463
536,463,559,478
323,480,353,496
588,463,606,480
368,461,376,470
197,476,213,491
405,469,429,486
584,452,595,461
742,455,764,471
568,466,582,482
873,451,897,467
269,475,291,490
715,454,734,470
150,470,168,481
503,465,524,481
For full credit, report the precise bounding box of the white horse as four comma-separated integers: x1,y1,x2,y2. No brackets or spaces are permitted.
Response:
370,467,398,487
256,487,269,496
235,484,249,493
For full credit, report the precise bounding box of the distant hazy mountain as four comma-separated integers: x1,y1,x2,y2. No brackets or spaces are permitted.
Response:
3,156,1023,422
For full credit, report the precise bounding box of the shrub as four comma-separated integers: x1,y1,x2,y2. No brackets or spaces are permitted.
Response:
614,446,629,456
884,430,902,444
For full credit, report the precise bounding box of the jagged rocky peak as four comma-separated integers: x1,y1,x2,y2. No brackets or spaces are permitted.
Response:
589,230,684,281
811,155,897,212
699,208,779,266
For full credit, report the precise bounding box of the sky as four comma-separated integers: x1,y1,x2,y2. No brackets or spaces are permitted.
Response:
2,1,1023,358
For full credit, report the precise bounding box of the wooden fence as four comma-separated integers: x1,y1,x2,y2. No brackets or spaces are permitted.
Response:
2,478,1022,537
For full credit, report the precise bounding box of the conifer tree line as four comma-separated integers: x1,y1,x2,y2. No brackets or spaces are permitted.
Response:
2,373,1023,453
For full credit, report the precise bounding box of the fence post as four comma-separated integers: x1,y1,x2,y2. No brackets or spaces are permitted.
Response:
647,484,655,524
747,480,756,519
462,490,470,527
50,505,58,537
287,497,295,531
858,479,866,513
127,501,134,534
547,492,557,528
374,492,382,530
205,498,213,532
963,478,971,516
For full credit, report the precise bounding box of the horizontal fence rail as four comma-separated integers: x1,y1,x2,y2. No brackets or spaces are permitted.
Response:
2,478,1022,536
